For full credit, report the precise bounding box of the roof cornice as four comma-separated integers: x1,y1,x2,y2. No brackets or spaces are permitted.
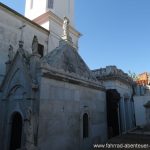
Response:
33,10,82,38
40,66,105,91
92,66,134,86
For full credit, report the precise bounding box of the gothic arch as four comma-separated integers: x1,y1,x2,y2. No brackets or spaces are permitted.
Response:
80,110,91,139
7,85,26,100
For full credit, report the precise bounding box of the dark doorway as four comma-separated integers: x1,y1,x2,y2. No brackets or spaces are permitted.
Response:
106,89,120,139
9,113,22,150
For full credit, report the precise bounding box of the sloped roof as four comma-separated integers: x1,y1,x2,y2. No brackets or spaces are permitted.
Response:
43,41,96,80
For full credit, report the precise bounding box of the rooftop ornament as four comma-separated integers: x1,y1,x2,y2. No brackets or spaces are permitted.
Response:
61,16,72,43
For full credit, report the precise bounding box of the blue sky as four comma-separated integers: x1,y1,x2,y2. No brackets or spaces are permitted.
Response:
0,0,150,74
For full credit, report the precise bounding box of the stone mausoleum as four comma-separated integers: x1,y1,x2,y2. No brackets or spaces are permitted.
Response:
0,35,107,150
0,1,136,150
93,66,135,138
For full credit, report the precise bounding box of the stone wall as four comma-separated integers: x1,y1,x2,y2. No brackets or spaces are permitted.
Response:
134,96,150,126
38,77,107,150
92,66,135,134
0,4,49,84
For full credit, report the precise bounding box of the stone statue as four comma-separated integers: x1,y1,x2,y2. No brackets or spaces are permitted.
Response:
32,36,38,54
62,16,70,40
8,45,14,62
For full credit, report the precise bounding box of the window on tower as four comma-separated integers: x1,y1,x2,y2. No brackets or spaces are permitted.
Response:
48,0,54,9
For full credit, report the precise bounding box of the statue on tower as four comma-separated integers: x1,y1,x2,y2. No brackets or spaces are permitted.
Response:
62,16,71,42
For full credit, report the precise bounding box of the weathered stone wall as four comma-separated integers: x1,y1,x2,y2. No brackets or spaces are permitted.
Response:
0,6,49,84
103,80,135,132
103,80,133,95
93,66,135,133
38,77,107,150
0,55,33,150
134,95,150,126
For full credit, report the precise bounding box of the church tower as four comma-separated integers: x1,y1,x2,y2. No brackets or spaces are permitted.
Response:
25,0,74,25
25,0,80,52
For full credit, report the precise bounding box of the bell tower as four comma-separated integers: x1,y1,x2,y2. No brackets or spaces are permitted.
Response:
25,0,80,52
25,0,74,25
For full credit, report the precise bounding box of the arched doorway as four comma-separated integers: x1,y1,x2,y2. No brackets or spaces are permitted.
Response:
9,112,22,150
106,89,120,139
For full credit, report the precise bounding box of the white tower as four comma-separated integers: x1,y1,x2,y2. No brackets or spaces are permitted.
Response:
25,0,74,25
25,0,80,52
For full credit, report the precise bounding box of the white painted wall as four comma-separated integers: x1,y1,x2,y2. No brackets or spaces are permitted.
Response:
25,0,47,20
54,0,74,25
25,0,79,52
134,96,150,126
25,0,74,25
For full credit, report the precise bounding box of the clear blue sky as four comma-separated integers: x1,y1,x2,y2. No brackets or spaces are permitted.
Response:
0,0,150,74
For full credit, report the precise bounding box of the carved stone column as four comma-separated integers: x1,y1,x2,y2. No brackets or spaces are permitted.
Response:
23,109,37,150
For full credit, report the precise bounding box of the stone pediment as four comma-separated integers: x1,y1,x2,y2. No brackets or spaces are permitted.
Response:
42,41,96,81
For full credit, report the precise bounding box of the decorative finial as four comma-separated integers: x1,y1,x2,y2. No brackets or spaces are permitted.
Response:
18,24,26,42
32,36,38,54
62,16,71,41
8,45,14,62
